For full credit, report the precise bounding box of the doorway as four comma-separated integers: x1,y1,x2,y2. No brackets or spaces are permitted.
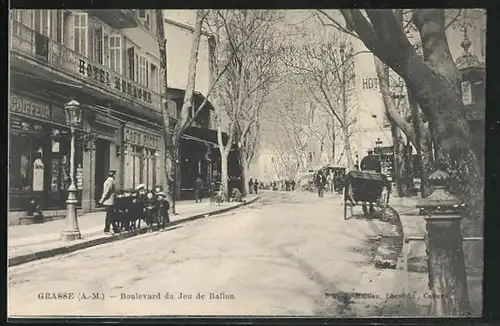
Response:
94,138,110,203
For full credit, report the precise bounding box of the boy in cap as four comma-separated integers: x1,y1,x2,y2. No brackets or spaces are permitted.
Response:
156,191,170,230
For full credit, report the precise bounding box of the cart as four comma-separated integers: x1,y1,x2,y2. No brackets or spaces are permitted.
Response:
343,170,391,221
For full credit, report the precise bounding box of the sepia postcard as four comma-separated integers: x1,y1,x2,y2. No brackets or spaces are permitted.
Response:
8,8,484,318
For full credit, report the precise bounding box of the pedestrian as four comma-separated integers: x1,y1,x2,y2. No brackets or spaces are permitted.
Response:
253,179,259,194
194,176,204,203
248,178,254,194
360,150,382,216
291,180,296,191
99,170,118,234
315,170,326,198
360,150,382,173
156,191,170,229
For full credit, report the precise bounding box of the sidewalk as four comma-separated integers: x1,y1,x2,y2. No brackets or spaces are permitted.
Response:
8,196,259,267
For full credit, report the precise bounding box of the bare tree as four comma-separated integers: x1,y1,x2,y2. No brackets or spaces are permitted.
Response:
156,9,250,212
283,37,357,170
206,10,284,198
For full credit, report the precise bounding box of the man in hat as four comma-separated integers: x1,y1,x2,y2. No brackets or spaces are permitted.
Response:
360,150,381,173
360,150,382,216
99,170,118,234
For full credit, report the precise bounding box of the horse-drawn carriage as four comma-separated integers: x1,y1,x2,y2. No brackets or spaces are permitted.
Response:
343,170,392,221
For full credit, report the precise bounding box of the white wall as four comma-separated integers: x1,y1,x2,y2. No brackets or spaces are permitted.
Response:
163,11,211,96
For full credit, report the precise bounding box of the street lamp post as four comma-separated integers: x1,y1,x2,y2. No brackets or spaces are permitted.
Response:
61,100,82,241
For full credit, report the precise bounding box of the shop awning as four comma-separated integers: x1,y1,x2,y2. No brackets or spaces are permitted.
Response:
182,126,229,146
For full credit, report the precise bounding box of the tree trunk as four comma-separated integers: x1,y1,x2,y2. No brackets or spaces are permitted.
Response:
330,121,336,163
171,140,181,213
407,86,433,197
240,153,249,196
160,106,175,209
220,150,229,200
343,129,355,170
177,10,204,134
390,120,408,197
155,9,176,211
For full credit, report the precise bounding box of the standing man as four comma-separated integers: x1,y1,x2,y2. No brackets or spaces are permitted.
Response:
360,150,382,216
248,178,254,194
253,179,259,194
360,150,381,173
194,176,204,203
315,170,326,198
99,170,118,234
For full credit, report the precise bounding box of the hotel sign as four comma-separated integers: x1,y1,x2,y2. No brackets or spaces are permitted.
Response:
125,128,160,149
10,94,50,121
78,59,153,105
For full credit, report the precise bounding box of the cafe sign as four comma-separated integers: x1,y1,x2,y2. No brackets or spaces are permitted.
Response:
10,94,50,121
125,128,160,149
78,59,153,105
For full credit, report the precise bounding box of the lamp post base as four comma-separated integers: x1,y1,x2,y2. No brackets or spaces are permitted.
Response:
62,188,81,241
60,230,81,241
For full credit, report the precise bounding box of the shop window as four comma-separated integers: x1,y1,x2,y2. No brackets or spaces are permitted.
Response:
124,148,134,190
143,149,157,189
124,145,144,190
9,133,47,193
9,135,31,192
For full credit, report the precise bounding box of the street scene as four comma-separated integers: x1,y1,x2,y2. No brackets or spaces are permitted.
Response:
7,191,481,316
8,8,484,318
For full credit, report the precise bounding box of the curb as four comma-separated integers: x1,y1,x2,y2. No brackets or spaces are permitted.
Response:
8,196,260,267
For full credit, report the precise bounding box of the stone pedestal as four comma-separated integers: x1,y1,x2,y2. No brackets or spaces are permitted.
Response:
416,169,471,316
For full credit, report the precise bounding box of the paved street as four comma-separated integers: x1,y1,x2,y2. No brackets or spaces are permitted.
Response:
9,191,417,317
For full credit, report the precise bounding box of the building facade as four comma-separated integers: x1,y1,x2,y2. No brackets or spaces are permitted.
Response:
9,9,166,223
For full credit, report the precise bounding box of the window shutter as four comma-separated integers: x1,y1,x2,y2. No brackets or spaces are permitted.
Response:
127,47,135,80
89,27,95,61
146,60,149,88
135,53,139,82
138,10,146,18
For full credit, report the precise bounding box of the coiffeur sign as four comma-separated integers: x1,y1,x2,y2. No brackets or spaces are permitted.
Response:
10,94,50,121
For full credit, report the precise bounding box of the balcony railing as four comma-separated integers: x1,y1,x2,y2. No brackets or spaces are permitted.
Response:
10,20,162,113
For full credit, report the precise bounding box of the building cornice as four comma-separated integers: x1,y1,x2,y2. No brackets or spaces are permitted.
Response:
164,17,214,38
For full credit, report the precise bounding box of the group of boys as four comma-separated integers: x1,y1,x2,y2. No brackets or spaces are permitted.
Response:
111,183,170,233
